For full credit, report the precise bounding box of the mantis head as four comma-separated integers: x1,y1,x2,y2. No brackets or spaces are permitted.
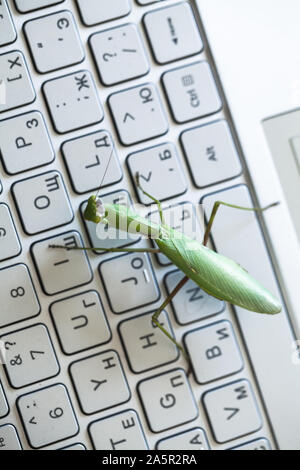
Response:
84,195,105,224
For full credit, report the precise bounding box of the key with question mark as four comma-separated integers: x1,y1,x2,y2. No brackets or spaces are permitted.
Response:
90,23,150,86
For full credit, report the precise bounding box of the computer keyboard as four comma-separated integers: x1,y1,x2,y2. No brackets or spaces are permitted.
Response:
0,0,297,451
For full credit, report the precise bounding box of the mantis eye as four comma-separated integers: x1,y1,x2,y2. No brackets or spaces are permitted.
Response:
84,195,104,224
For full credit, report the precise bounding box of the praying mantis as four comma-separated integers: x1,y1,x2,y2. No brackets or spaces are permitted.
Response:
51,172,281,359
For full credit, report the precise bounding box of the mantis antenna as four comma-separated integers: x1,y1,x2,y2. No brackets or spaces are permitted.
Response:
95,137,117,198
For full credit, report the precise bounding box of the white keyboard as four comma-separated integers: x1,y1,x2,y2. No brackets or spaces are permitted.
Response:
0,0,298,451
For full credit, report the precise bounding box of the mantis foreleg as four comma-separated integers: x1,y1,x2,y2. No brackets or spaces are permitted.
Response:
136,173,166,225
203,200,279,246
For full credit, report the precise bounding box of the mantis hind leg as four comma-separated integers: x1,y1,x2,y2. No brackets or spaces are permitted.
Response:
135,173,165,225
152,275,191,365
202,200,279,246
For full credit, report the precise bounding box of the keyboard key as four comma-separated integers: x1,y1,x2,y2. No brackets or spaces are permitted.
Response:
230,438,271,450
0,264,40,329
138,369,198,433
82,190,140,254
202,379,262,443
2,324,59,389
69,350,130,415
89,409,148,450
0,0,17,46
156,427,210,450
0,51,35,114
165,270,225,325
0,111,55,175
43,70,104,134
138,0,165,4
118,310,179,373
163,62,222,123
17,383,79,449
50,290,111,355
181,120,242,188
0,204,21,262
149,202,202,266
31,231,93,296
24,10,85,74
77,0,131,26
143,2,203,64
62,130,122,194
184,320,244,384
108,83,168,146
127,142,187,205
202,185,300,450
0,424,22,450
90,23,149,86
61,443,86,450
12,171,73,235
99,252,160,314
0,381,9,418
14,0,64,13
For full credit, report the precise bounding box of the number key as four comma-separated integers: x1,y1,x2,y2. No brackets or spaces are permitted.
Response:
1,324,60,389
17,383,79,449
99,252,160,314
0,264,40,329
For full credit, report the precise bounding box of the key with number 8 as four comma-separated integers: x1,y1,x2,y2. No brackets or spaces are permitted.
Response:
0,264,40,329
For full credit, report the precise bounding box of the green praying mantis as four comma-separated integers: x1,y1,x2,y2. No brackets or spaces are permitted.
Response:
51,170,282,360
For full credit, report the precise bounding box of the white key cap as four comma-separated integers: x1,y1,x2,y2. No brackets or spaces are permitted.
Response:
156,427,210,450
0,264,40,329
2,324,59,389
15,0,64,13
118,310,179,373
69,350,130,415
203,380,262,443
149,202,202,266
61,443,86,450
89,409,148,450
99,252,160,314
230,438,271,451
165,270,225,325
62,130,122,194
50,290,111,355
0,0,17,46
17,383,79,449
138,369,198,432
82,190,140,253
0,204,21,262
0,111,54,175
90,23,149,86
163,62,222,123
202,185,300,450
43,70,104,134
127,142,187,205
31,231,93,296
143,2,203,64
77,0,131,26
24,11,85,74
108,83,168,146
184,320,244,384
181,120,242,188
0,425,22,450
0,381,9,418
0,51,35,114
12,171,73,235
